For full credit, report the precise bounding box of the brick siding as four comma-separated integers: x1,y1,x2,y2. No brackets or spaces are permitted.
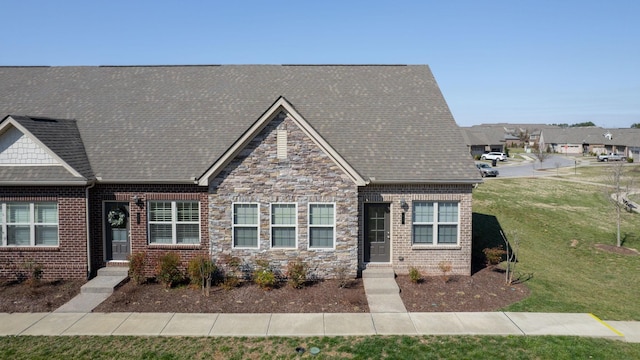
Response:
0,186,88,280
359,184,473,276
89,184,209,278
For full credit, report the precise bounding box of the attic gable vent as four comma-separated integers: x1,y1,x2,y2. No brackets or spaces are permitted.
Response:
277,129,287,159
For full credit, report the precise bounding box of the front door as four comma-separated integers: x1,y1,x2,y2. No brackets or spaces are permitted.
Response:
364,203,390,262
105,202,130,261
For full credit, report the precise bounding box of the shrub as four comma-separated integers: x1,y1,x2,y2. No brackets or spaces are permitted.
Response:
408,266,422,284
483,246,506,267
187,255,217,296
286,259,308,289
335,266,352,288
253,259,277,290
219,254,242,290
438,261,452,283
22,260,43,287
627,157,634,163
128,252,147,285
155,252,184,288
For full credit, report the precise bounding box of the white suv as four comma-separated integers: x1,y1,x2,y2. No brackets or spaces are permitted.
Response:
481,152,507,161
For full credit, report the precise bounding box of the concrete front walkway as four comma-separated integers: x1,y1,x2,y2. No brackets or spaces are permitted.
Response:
0,311,637,342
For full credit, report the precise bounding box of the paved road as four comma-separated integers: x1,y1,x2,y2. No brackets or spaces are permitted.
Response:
486,155,582,178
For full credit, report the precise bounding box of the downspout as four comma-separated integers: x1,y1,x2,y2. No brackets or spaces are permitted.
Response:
85,181,96,280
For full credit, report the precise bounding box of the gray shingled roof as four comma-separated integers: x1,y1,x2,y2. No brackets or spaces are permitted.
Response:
8,115,93,179
0,65,480,184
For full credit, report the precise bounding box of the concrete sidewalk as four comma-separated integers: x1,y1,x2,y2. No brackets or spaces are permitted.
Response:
0,311,637,342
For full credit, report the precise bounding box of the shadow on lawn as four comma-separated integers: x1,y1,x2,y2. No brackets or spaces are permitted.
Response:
472,212,515,275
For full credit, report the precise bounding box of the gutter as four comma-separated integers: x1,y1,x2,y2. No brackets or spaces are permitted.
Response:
365,178,483,185
0,181,90,186
85,181,96,279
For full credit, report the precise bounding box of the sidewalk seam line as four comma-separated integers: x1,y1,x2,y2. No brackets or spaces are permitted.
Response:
502,312,526,336
206,313,218,336
159,313,175,335
60,312,89,336
111,312,133,335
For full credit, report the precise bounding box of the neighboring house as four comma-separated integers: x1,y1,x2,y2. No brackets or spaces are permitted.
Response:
0,65,480,281
541,127,640,159
461,124,558,156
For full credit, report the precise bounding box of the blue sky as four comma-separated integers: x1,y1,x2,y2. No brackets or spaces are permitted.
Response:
2,0,639,128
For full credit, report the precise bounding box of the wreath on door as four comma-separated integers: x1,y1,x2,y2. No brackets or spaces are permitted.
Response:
107,208,126,228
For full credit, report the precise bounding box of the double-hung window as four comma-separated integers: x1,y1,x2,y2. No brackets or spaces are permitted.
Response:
308,203,335,249
149,201,200,244
271,203,296,248
233,203,259,248
412,201,459,245
1,202,59,246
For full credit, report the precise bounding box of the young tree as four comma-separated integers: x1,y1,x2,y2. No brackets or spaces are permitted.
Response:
606,161,632,247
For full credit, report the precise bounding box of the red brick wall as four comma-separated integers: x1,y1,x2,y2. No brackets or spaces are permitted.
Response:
0,186,88,280
89,184,209,278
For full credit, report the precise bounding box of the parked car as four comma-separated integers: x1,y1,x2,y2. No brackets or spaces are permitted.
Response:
476,163,499,177
481,152,507,161
597,153,626,162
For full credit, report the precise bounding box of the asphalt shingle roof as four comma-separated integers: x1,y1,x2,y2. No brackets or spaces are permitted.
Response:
0,65,480,184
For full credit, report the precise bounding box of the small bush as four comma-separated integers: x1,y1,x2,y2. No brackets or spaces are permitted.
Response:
438,261,452,283
286,260,308,289
253,259,277,290
408,266,422,284
128,252,147,285
483,246,506,267
335,266,353,288
627,157,634,163
22,260,43,286
155,252,184,288
187,255,217,296
219,254,242,290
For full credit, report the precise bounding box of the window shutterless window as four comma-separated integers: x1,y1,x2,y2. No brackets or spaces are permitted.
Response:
412,201,459,245
148,201,200,244
233,203,259,248
271,203,297,248
308,203,335,249
1,202,59,246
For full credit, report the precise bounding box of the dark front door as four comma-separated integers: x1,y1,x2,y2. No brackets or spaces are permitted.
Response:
364,203,390,262
105,202,130,261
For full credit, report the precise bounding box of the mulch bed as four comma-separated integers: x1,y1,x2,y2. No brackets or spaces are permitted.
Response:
94,279,370,313
594,243,639,256
0,279,84,313
0,267,531,314
397,267,530,312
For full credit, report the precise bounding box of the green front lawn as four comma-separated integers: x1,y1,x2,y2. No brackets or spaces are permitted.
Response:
473,164,640,320
1,336,638,359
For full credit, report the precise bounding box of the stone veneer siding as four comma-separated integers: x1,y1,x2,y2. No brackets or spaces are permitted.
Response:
0,186,87,280
209,113,359,279
89,184,209,278
359,184,473,276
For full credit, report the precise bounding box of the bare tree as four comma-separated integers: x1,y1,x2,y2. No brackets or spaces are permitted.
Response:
533,147,551,166
606,161,632,247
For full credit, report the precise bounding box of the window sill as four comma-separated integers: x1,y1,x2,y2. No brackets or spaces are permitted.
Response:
411,244,461,250
0,246,60,251
148,244,202,250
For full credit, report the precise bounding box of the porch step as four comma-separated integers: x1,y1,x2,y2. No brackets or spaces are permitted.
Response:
362,267,395,279
82,267,129,294
361,267,407,313
97,266,129,277
55,267,129,313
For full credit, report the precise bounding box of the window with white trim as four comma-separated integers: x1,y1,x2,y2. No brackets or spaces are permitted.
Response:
412,201,459,245
1,202,58,246
308,203,335,249
233,203,259,248
271,203,296,248
148,201,200,244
